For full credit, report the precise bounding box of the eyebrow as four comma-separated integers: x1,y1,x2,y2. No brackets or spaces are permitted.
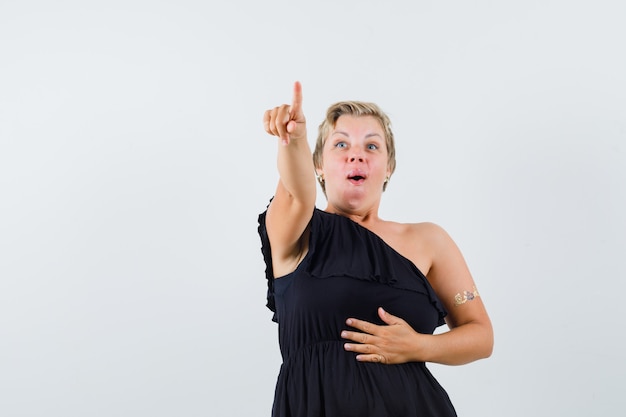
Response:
331,131,383,139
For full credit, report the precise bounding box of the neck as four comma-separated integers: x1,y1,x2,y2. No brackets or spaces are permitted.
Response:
324,203,381,226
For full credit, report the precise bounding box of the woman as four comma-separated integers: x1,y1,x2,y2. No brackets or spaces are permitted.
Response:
259,81,493,417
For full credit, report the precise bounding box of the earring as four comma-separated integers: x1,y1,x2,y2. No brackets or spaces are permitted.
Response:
316,173,325,183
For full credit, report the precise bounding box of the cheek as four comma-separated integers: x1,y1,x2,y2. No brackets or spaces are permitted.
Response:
321,154,342,173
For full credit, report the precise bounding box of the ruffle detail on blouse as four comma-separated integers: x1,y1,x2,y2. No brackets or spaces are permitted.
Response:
257,208,278,321
258,206,447,326
305,209,447,326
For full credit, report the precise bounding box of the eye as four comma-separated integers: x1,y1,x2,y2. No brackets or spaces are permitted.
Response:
367,143,379,150
335,141,347,149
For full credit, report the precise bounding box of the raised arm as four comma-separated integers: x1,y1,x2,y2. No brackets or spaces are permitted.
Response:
262,82,317,277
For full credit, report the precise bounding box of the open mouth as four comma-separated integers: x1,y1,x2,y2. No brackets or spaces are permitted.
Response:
347,170,367,184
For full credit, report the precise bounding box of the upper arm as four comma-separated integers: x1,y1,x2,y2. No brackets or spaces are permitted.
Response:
423,223,491,330
265,179,315,277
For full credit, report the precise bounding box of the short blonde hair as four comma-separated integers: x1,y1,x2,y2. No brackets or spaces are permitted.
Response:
312,101,396,193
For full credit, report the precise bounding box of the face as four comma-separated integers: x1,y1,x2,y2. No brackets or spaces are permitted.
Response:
318,115,391,212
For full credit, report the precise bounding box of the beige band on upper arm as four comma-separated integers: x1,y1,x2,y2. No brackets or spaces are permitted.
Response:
454,286,480,307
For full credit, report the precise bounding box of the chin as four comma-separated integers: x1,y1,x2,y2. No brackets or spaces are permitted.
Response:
341,193,370,209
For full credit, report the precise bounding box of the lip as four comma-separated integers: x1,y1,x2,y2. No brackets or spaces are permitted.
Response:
347,169,367,184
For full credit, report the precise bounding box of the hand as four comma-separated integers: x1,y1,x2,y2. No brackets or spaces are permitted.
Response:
263,81,306,145
341,307,427,364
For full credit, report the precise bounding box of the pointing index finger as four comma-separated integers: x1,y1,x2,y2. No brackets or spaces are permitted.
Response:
290,81,303,117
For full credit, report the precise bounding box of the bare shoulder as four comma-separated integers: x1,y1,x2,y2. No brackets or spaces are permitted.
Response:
393,221,452,248
403,221,446,237
374,220,451,276
406,221,456,250
404,221,474,297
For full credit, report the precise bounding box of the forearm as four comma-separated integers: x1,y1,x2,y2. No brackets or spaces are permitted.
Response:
276,137,316,205
417,321,493,366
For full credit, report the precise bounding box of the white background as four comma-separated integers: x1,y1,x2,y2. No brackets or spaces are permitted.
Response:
1,1,625,416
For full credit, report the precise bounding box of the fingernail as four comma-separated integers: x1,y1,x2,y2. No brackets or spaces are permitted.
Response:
346,319,352,325
341,331,347,338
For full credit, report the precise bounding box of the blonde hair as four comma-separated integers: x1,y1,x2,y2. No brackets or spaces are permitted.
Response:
312,101,396,193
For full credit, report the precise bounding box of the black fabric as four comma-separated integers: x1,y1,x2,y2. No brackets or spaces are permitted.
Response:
258,207,457,417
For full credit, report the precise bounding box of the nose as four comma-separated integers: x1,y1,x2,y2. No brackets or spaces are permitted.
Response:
349,150,364,163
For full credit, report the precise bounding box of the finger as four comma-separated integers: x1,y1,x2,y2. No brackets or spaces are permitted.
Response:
343,340,375,354
343,339,388,364
263,110,272,134
341,330,370,344
346,317,377,335
269,108,283,137
356,353,387,364
286,120,296,134
378,307,404,325
291,81,303,118
275,105,291,143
